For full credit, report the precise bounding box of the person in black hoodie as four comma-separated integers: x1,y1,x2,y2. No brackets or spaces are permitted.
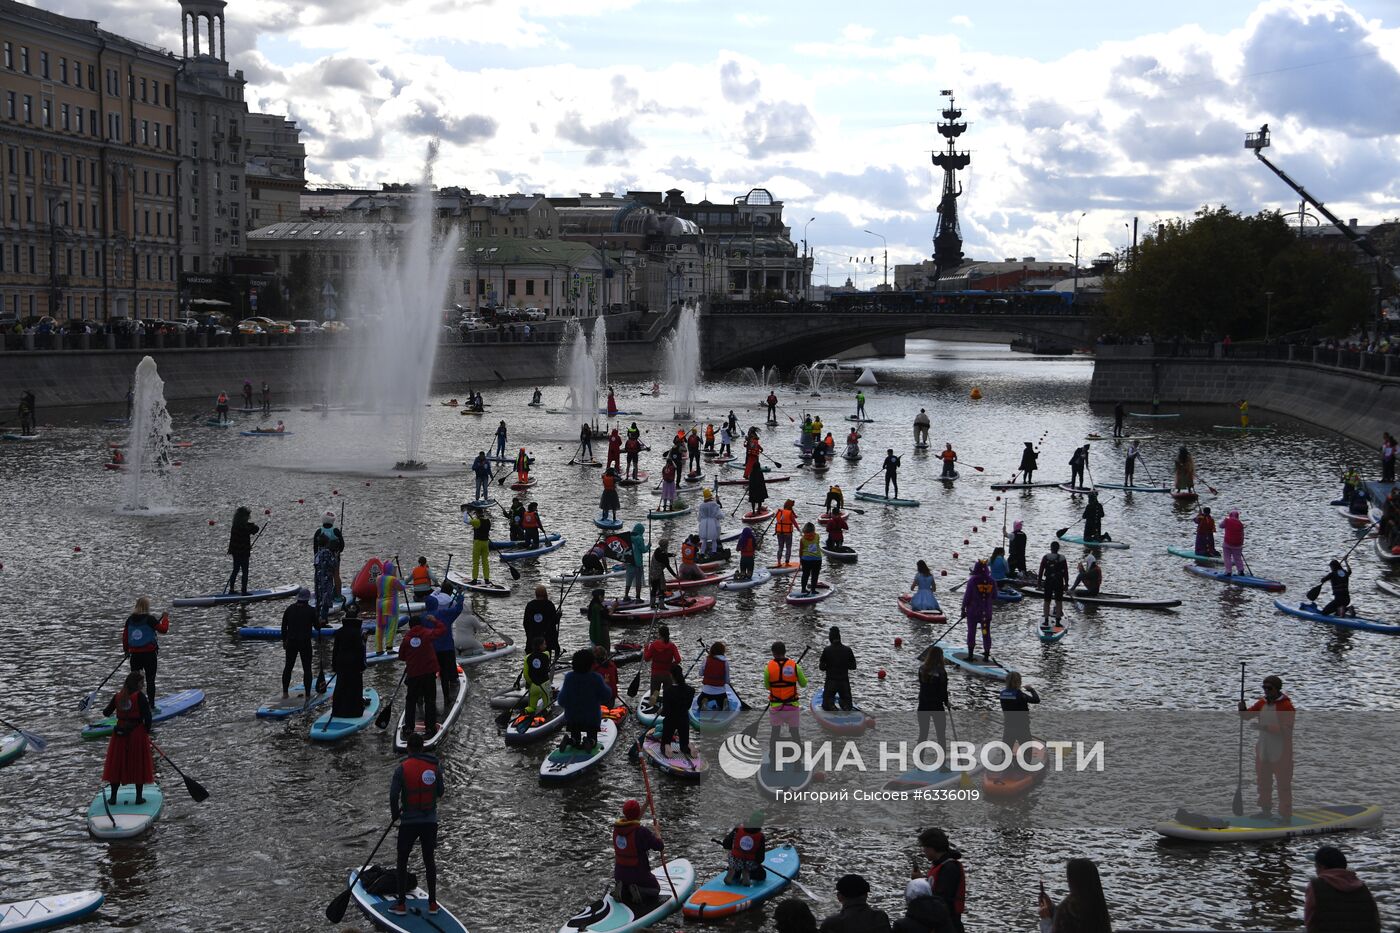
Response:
226,506,260,595
893,879,952,933
819,626,857,711
280,587,318,699
658,663,696,759
330,604,367,718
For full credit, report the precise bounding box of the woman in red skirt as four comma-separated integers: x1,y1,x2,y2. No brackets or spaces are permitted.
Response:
102,671,154,803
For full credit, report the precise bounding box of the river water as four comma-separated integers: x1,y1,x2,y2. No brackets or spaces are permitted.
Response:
1,340,1396,932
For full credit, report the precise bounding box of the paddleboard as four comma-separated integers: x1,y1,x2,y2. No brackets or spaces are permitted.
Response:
171,584,299,607
1184,564,1286,592
452,578,512,596
570,459,603,467
1094,482,1169,493
489,533,561,550
1273,600,1400,635
308,689,380,741
607,595,717,623
938,471,960,483
741,509,773,524
1056,532,1129,549
1377,536,1400,563
1,434,40,442
1212,424,1273,433
510,478,538,491
1166,546,1222,564
846,416,874,422
595,513,624,530
256,676,336,718
821,545,857,562
489,671,565,709
853,491,920,507
617,471,650,486
718,568,772,591
885,763,982,792
499,538,567,561
1171,490,1199,503
0,890,104,931
1038,619,1069,643
690,686,742,731
504,704,566,746
995,584,1024,603
239,430,294,437
549,566,627,585
767,562,800,576
663,572,731,590
394,667,469,751
809,689,873,735
349,868,469,933
930,643,1017,681
0,731,28,767
457,640,521,667
237,624,339,639
639,733,708,780
785,582,834,604
1154,804,1382,842
681,845,799,920
1379,580,1400,599
990,481,1064,490
1334,504,1372,525
1128,412,1180,418
633,698,661,728
982,740,1048,798
1058,484,1095,495
87,784,163,840
82,689,205,739
897,594,946,623
647,504,692,520
1016,586,1180,610
559,859,695,933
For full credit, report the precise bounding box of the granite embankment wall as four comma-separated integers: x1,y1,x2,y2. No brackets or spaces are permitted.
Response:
1089,346,1400,446
0,339,662,410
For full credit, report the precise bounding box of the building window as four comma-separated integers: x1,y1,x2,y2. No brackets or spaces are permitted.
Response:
2,43,10,70
140,78,147,102
61,156,69,182
4,91,12,120
165,126,172,149
41,99,51,128
74,105,82,134
40,51,48,79
61,103,70,130
23,150,31,176
525,280,535,296
544,280,550,296
89,111,97,136
229,176,238,191
20,47,29,74
59,58,67,84
164,84,171,108
74,61,82,88
22,95,31,123
88,65,94,88
507,279,517,296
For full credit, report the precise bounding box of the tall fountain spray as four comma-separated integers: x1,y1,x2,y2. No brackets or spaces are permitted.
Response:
591,316,609,396
558,320,598,414
120,356,174,512
349,144,459,468
664,301,701,419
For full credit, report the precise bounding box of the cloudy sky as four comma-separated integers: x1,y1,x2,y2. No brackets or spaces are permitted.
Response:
35,0,1400,282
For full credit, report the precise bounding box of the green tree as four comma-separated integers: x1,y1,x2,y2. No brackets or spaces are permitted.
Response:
285,252,321,317
1105,206,1372,339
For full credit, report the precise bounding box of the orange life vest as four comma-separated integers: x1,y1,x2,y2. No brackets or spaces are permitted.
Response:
702,655,727,687
521,511,541,529
775,508,797,534
680,540,698,565
410,565,431,586
767,658,798,704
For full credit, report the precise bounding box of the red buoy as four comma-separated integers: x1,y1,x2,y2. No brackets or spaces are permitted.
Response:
894,637,903,648
208,520,215,526
73,546,82,553
877,668,887,680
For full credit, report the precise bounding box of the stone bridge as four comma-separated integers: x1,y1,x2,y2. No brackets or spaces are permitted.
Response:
700,299,1097,370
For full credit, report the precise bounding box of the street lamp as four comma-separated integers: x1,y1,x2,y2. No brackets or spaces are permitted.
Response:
1073,212,1086,294
1264,290,1274,342
802,216,815,302
863,230,887,289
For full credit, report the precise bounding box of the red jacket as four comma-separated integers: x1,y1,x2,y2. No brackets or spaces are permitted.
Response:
1222,516,1245,547
643,639,682,677
398,617,447,677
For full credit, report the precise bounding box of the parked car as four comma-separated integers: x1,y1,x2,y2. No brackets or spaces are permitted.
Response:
523,307,546,321
289,319,321,335
320,321,348,334
458,315,486,331
236,318,266,336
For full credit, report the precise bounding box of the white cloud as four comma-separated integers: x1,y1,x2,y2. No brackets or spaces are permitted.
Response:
950,15,973,29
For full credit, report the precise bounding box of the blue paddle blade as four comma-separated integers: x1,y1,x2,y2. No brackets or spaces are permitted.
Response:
19,729,47,752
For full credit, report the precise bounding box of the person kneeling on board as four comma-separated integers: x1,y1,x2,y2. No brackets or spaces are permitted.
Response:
698,642,731,711
1069,555,1102,597
559,648,613,751
613,799,665,908
722,815,767,886
389,732,445,916
1307,559,1352,617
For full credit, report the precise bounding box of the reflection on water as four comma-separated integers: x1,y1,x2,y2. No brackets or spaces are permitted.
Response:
0,340,1394,931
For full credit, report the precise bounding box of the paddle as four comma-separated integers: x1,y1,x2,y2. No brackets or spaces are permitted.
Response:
375,667,409,730
946,702,972,790
759,449,784,470
1194,470,1220,496
854,463,885,491
326,818,399,923
636,717,682,905
1053,515,1085,540
150,741,210,802
928,612,967,652
1232,662,1245,817
0,716,48,753
80,654,129,712
708,838,824,901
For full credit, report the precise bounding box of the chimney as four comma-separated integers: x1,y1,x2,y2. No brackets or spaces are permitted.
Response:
1349,218,1357,228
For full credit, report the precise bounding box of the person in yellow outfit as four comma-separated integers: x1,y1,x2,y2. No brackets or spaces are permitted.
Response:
1239,399,1249,428
461,505,492,585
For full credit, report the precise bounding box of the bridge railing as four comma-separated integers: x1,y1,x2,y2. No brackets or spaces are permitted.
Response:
705,295,1089,317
